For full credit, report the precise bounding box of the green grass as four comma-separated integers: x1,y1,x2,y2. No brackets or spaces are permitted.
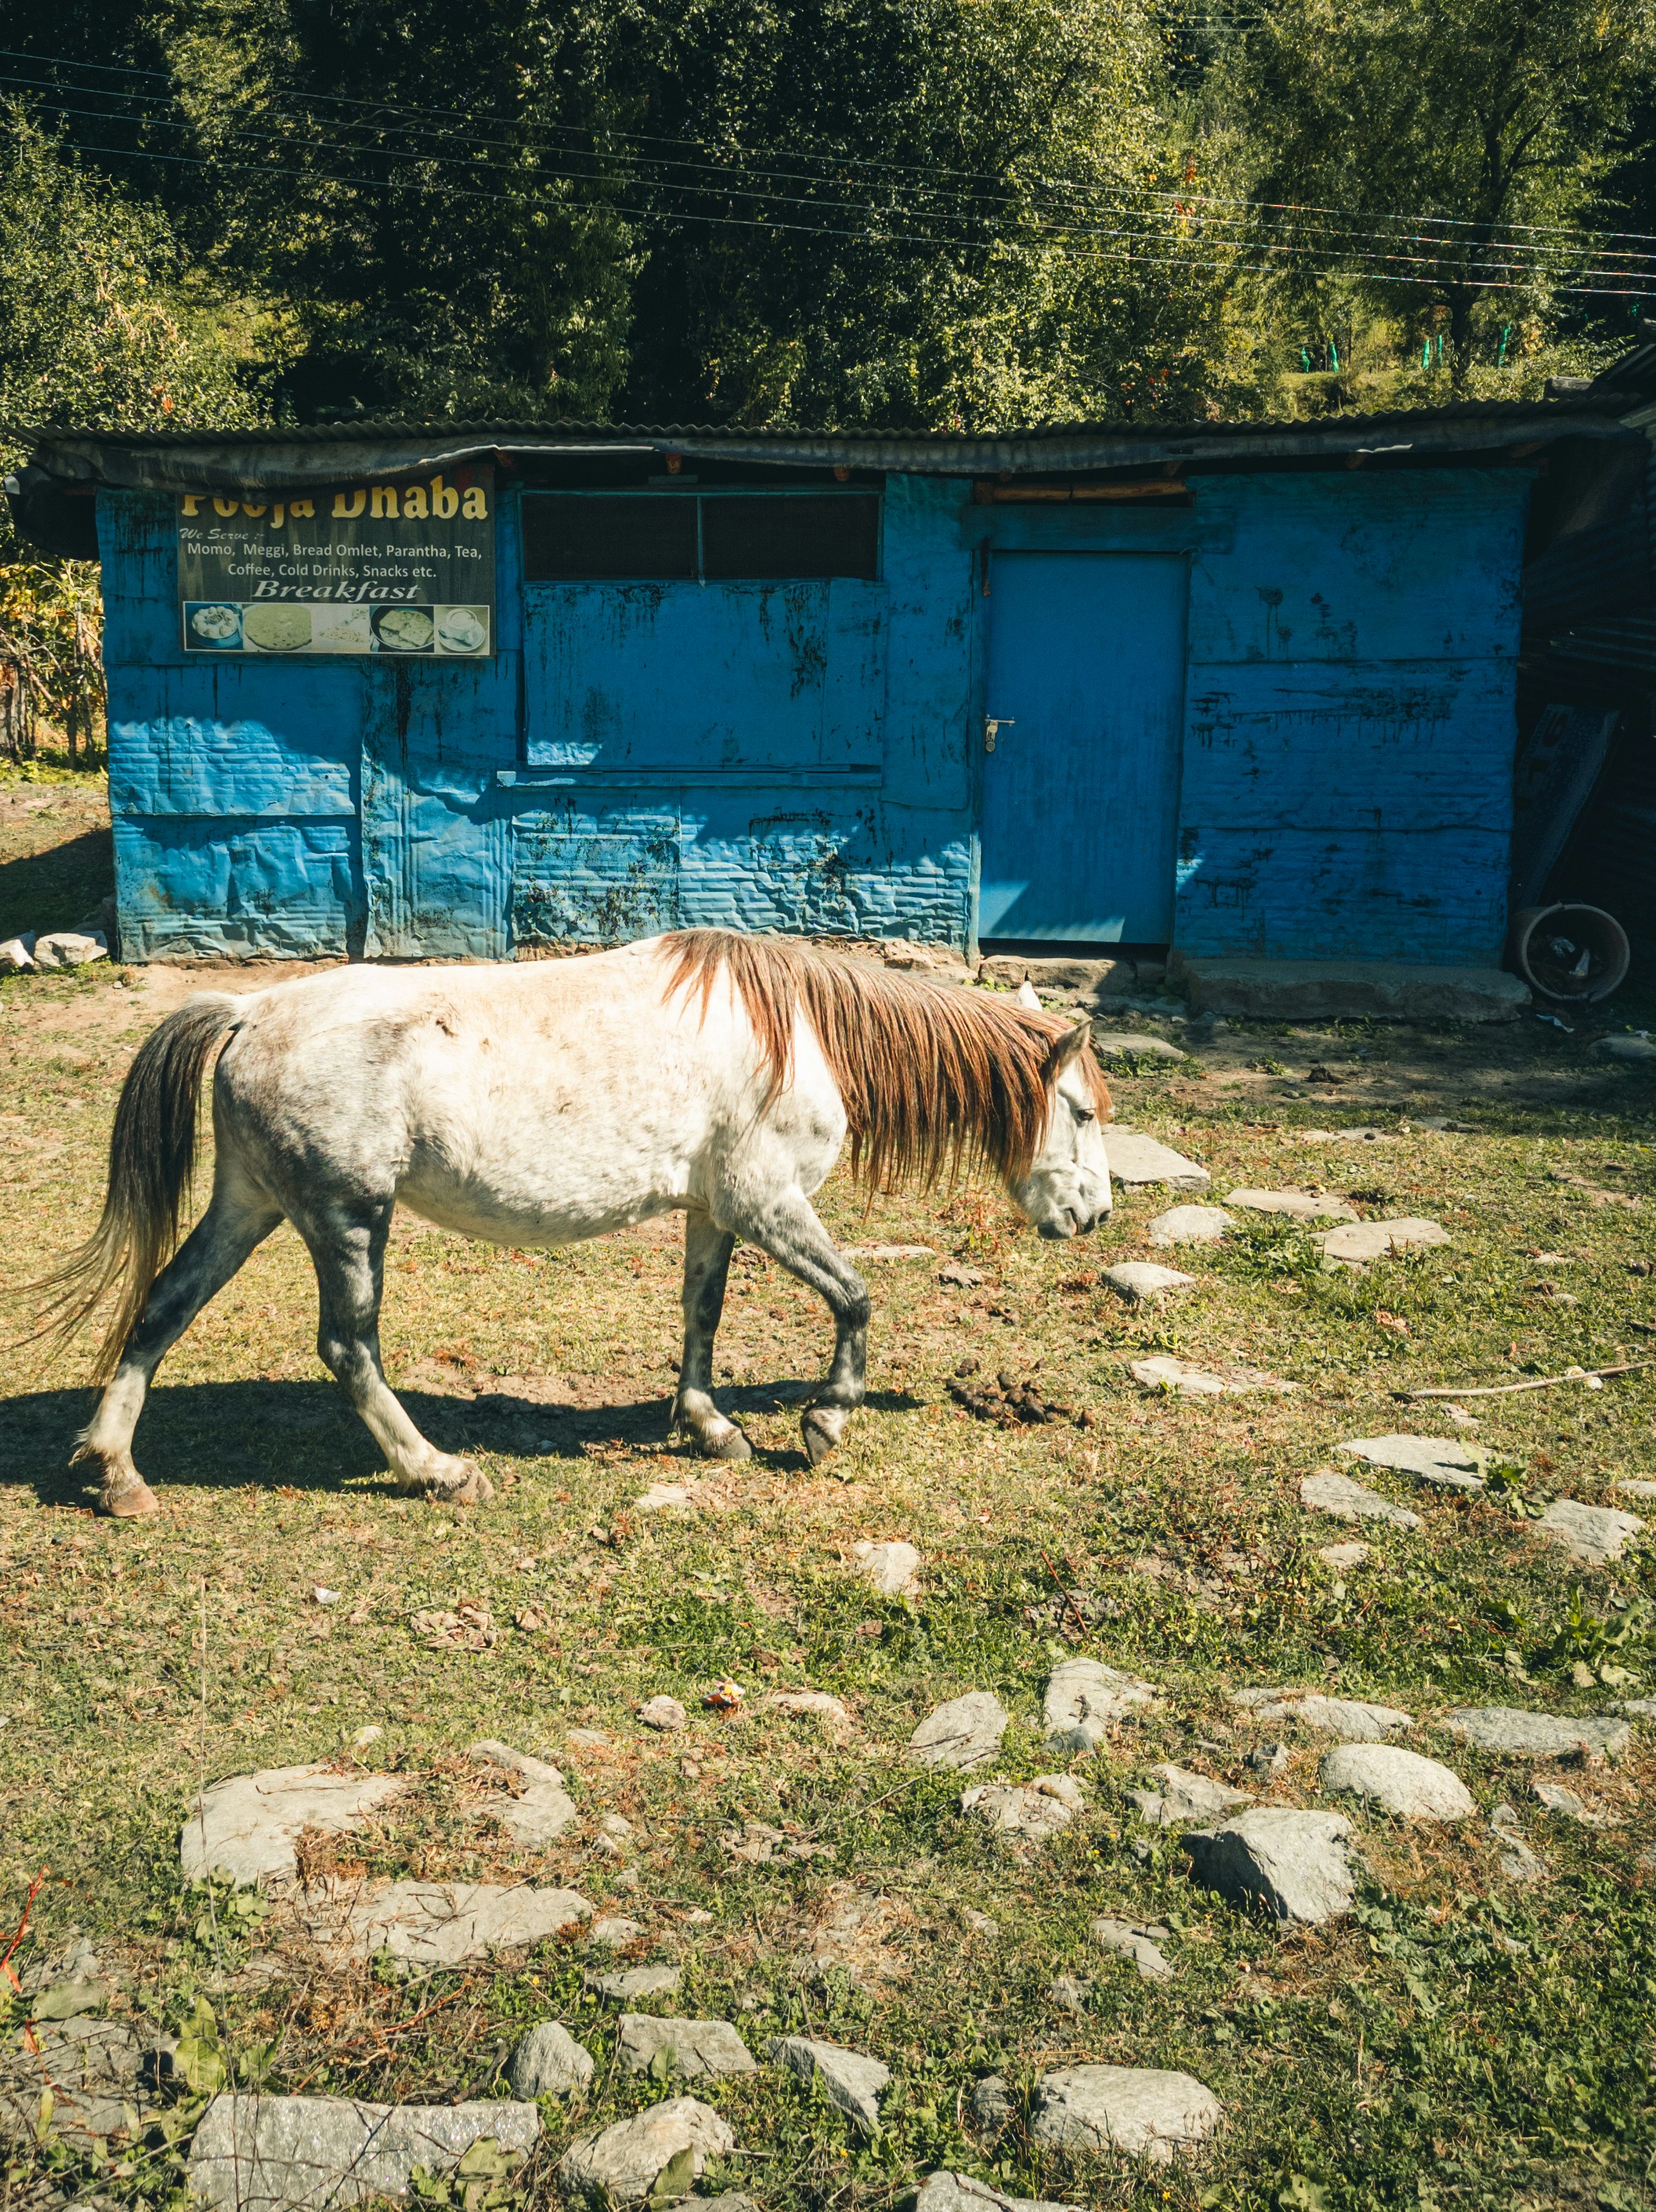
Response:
1,927,1654,2212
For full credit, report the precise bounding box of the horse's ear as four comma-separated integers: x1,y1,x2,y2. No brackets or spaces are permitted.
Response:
1014,979,1042,1010
1043,1017,1092,1081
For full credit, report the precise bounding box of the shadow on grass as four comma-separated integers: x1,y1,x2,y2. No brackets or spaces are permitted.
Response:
0,825,112,943
0,1375,925,1505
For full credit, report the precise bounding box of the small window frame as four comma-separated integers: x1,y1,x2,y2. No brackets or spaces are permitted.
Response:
522,487,882,585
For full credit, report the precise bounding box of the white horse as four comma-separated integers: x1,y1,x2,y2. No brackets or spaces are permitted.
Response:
38,931,1112,1516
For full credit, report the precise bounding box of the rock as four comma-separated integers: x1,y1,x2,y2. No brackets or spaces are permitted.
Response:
1092,1916,1174,1980
969,2076,1014,2131
1147,1204,1233,1246
0,2017,160,2146
1225,1188,1357,1221
1130,1763,1253,1826
617,2017,757,2080
842,1244,936,1261
634,1485,696,1512
1044,1655,1158,1751
1437,1707,1630,1761
1615,1479,1656,1500
1535,1498,1645,1566
181,1763,407,1888
559,2096,733,2207
1132,1355,1288,1396
315,1881,593,1967
1321,1743,1475,1821
508,2022,594,2098
1230,1688,1412,1741
1596,1035,1656,1061
767,1689,852,1732
1337,1435,1486,1491
962,1774,1083,1839
470,1741,580,1846
915,2173,1084,2212
1092,1032,1186,1061
1489,1804,1548,1883
1029,2066,1223,2165
938,1261,985,1287
1048,1975,1091,2013
32,929,108,970
854,1539,921,1597
1532,1779,1605,1825
1246,1742,1290,1776
0,934,34,970
1318,1541,1372,1569
909,1690,1008,1770
1101,1261,1196,1305
188,2095,539,2212
1314,1217,1450,1265
586,1966,682,2001
1300,1471,1422,1529
1104,1129,1211,1189
566,1728,610,1748
590,1916,646,1947
767,2035,889,2132
638,1696,688,1732
1621,1698,1656,1719
1183,1808,1359,1924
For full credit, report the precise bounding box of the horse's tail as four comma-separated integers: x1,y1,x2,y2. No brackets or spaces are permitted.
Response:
28,991,243,1381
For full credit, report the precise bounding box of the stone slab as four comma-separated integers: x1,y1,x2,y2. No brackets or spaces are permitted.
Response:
1044,1656,1158,1752
1169,955,1528,1024
469,1741,579,1846
1092,1917,1174,1980
909,1690,1008,1770
916,2173,1084,2212
315,1881,592,1967
1300,1471,1423,1529
1101,1261,1196,1305
1225,1188,1357,1221
1029,2065,1223,2164
1535,1498,1645,1566
188,2095,538,2212
617,2017,756,2081
1092,1032,1186,1061
507,2022,593,2098
1316,1218,1450,1265
1321,1743,1475,1821
962,1774,1083,1839
1437,1707,1630,1761
182,1765,407,1888
1103,1129,1211,1190
854,1539,921,1596
1148,1204,1232,1246
767,2036,889,2132
1337,1435,1485,1491
1183,1808,1359,1925
559,2096,733,2207
1230,1690,1412,1740
1129,1763,1253,1827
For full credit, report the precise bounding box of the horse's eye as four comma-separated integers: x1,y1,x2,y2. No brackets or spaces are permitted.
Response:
1072,1104,1096,1124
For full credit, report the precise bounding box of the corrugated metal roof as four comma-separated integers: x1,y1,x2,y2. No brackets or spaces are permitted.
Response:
10,391,1636,494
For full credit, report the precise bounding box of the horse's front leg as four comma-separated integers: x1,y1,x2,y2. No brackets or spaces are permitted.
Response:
671,1207,751,1460
729,1191,869,1467
295,1200,493,1505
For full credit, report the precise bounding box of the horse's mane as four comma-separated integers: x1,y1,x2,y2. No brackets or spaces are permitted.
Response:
661,930,1111,1191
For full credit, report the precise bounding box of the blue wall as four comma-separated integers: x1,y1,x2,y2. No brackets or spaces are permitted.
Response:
99,462,1527,966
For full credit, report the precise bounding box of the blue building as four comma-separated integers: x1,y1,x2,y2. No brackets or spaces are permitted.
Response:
12,400,1638,965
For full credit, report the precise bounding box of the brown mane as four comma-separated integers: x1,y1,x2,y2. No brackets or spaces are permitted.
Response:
662,930,1111,1191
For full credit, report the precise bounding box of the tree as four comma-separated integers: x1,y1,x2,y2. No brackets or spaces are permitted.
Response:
1222,0,1656,389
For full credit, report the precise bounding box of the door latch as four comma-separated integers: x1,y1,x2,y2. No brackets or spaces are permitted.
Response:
984,718,1015,753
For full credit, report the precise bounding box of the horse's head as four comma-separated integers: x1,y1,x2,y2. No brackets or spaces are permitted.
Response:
1009,1016,1112,1240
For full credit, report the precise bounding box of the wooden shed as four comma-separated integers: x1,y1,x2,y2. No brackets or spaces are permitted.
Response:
11,399,1639,968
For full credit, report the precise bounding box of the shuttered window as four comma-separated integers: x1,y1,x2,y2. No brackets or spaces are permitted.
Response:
523,493,879,582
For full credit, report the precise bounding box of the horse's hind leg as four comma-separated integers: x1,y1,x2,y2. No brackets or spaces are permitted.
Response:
725,1191,869,1467
75,1178,284,1516
671,1207,751,1461
297,1201,493,1505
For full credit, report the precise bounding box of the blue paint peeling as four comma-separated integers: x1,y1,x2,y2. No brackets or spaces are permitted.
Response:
96,458,1529,968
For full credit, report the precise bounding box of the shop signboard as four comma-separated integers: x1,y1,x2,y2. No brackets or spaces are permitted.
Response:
178,463,494,656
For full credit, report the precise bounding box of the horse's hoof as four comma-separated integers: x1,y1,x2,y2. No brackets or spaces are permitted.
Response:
101,1475,160,1518
801,1407,846,1466
448,1465,495,1506
700,1425,752,1462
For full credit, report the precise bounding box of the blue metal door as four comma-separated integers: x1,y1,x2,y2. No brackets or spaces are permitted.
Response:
980,551,1188,941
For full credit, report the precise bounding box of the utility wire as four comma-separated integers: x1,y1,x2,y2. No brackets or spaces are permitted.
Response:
8,41,1656,249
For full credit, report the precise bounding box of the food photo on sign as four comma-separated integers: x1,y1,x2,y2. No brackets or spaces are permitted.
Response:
177,467,495,656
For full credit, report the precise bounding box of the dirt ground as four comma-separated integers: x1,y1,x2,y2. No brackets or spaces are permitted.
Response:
1,772,1654,2212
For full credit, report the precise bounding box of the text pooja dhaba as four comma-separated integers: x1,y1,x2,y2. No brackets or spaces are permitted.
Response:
10,398,1642,968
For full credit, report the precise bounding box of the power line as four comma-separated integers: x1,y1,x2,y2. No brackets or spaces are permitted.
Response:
9,40,1656,251
8,72,1653,290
